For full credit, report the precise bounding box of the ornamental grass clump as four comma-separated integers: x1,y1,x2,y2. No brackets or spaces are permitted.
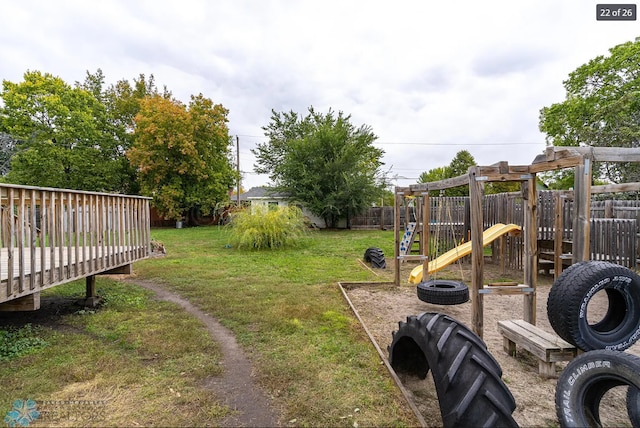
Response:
227,205,308,250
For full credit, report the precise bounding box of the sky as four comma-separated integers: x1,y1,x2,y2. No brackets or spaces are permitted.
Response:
1,0,639,190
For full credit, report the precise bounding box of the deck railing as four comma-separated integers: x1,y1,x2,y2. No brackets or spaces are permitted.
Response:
0,183,151,304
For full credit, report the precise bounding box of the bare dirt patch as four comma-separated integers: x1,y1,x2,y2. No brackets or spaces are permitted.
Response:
344,261,640,427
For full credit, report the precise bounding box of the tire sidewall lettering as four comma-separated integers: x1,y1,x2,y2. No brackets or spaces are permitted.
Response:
607,325,640,351
579,275,632,319
566,359,611,386
561,359,612,424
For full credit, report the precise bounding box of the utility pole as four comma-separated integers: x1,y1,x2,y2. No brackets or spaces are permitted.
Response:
236,135,241,206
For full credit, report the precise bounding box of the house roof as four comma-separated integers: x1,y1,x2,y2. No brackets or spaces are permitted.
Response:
240,186,288,201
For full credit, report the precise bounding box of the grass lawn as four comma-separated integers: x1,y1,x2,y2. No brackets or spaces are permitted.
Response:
0,226,418,426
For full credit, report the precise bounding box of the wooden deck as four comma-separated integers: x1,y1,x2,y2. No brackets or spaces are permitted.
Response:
0,183,151,308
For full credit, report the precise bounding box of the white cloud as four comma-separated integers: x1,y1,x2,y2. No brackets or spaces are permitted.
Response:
1,0,638,190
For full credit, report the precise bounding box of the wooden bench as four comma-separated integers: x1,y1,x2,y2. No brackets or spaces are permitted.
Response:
497,319,578,378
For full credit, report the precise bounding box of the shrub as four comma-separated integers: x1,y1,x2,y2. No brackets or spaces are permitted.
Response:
227,205,308,250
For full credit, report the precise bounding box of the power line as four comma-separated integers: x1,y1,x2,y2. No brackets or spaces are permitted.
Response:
233,134,543,147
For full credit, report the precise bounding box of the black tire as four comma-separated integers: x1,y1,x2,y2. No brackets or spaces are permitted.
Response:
388,312,518,428
363,247,386,269
417,279,469,305
627,386,640,427
547,260,640,351
555,349,640,427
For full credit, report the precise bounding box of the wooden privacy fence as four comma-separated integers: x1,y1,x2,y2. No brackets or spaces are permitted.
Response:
0,184,151,307
355,191,640,268
590,218,637,266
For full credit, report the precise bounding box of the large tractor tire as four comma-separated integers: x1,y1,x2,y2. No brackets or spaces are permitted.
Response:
363,247,386,269
388,312,518,428
547,261,640,351
555,349,640,427
417,279,469,305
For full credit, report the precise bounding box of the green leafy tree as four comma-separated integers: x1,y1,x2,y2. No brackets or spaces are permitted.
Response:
79,70,164,194
418,166,450,184
0,71,128,191
539,38,640,183
128,94,237,221
418,150,476,196
254,107,386,228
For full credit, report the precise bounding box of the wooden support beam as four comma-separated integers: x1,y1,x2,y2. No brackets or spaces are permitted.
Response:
569,146,640,162
84,274,100,307
573,160,592,262
100,264,133,275
0,292,40,311
422,193,430,281
522,176,537,325
409,173,469,192
394,189,402,287
469,167,485,338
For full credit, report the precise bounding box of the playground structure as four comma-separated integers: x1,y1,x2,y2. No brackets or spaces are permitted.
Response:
0,183,152,311
394,146,640,338
407,222,521,283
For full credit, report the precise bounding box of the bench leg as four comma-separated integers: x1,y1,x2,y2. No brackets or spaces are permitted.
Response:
503,337,516,356
538,360,557,378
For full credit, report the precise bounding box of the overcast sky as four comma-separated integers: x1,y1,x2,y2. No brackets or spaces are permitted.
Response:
1,1,639,190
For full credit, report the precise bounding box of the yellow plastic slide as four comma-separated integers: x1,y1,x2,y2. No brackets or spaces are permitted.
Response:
408,223,521,284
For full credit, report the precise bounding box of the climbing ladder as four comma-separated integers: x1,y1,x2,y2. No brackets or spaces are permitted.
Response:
399,222,417,256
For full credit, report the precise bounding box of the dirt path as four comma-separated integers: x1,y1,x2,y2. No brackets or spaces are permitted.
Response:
124,278,280,427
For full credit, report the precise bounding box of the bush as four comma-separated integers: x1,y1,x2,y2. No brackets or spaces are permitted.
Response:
227,205,309,250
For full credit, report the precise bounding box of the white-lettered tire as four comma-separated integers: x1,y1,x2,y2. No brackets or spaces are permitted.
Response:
388,312,517,427
555,349,640,427
547,260,640,351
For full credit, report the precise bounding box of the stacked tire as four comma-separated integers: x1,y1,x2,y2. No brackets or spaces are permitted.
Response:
547,261,640,352
547,261,640,427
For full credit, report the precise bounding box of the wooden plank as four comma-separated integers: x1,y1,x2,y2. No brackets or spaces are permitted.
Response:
18,189,26,292
8,188,15,296
39,190,47,288
410,173,469,192
480,284,534,295
497,319,576,362
29,189,36,290
0,292,40,311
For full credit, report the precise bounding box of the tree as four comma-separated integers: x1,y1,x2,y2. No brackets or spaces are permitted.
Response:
254,107,386,228
418,166,450,184
418,150,476,196
128,94,237,221
539,38,640,183
0,133,17,176
80,71,164,194
0,70,130,190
